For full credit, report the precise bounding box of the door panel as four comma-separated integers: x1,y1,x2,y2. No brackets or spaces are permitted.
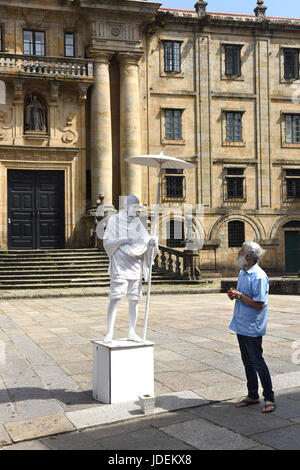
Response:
7,170,65,250
285,231,300,273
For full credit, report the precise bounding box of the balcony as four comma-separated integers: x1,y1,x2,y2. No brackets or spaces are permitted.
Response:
0,53,94,81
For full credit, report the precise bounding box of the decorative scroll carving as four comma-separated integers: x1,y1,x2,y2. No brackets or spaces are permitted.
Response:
60,112,78,145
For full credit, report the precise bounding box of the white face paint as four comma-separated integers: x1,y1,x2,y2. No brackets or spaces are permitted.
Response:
127,203,140,218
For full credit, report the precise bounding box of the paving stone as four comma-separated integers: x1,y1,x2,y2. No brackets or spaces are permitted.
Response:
161,418,258,450
5,413,75,442
195,401,291,436
41,431,106,450
2,440,49,450
98,427,195,450
0,424,12,446
250,425,300,450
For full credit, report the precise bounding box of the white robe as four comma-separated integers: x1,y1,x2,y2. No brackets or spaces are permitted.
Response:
103,210,158,282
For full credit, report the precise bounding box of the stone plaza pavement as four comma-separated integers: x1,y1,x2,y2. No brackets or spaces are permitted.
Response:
0,292,300,450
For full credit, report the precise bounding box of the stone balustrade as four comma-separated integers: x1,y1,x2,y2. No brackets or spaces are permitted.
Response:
154,245,201,280
0,53,94,80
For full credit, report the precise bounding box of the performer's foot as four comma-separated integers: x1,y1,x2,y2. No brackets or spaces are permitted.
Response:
103,335,113,344
128,333,144,343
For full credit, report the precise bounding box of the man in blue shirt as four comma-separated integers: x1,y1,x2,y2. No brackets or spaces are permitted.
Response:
228,241,275,413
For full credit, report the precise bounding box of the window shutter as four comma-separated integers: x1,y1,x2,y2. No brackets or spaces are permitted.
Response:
293,115,300,143
173,110,182,140
165,109,173,139
164,42,173,72
234,113,242,142
225,46,233,76
285,115,293,143
226,112,234,141
233,46,241,76
173,42,181,73
164,42,172,72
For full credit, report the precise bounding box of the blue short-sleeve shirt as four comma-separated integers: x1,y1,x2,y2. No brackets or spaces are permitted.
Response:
229,264,269,337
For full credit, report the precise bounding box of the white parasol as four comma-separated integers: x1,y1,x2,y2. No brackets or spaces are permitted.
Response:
125,152,195,340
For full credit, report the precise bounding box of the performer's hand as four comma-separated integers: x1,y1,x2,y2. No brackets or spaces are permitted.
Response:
149,236,158,247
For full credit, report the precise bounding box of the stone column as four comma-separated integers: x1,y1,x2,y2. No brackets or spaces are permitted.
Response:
90,52,113,205
118,52,142,199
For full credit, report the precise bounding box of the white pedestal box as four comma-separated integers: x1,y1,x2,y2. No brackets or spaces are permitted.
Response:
91,339,154,404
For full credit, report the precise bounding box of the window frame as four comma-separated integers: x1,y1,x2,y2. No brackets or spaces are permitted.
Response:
285,113,300,144
283,47,299,80
159,38,184,78
220,42,245,81
23,29,46,56
284,169,300,200
64,32,75,58
225,168,246,202
162,169,186,202
166,219,185,249
161,107,185,145
225,44,242,77
228,220,245,248
163,40,181,73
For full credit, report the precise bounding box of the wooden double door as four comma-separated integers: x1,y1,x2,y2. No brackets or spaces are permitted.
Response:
7,170,65,250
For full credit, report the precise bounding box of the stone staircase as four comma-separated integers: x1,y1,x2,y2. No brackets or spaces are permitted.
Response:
0,248,180,290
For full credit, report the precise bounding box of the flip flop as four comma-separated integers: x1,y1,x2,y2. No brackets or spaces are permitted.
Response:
236,398,260,408
262,402,276,413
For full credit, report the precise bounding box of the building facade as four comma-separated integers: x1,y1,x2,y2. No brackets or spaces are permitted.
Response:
0,0,299,275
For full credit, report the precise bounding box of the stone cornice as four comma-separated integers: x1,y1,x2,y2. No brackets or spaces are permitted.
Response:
156,9,300,32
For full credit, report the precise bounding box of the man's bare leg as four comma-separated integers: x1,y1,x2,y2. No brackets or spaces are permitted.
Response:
128,299,143,342
103,298,121,343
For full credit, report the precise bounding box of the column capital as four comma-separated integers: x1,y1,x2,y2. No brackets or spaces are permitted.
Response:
117,52,143,66
87,50,114,64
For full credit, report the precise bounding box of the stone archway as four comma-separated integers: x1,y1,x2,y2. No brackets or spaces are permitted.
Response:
208,214,266,242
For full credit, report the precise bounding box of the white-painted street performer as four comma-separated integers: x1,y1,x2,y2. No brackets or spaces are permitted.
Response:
103,195,158,343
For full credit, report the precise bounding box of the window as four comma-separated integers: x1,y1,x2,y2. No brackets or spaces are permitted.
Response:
64,33,75,58
163,169,185,200
165,109,182,140
164,41,181,73
228,221,245,248
284,48,299,79
226,112,242,142
285,114,300,143
226,168,245,200
0,27,2,52
167,219,184,248
23,30,45,56
225,45,241,76
285,169,300,199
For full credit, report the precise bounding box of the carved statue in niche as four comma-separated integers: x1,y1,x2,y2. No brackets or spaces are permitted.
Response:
24,93,47,133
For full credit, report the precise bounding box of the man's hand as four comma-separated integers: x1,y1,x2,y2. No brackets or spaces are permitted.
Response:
227,288,239,300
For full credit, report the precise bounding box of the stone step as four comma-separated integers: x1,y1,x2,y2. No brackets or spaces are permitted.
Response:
0,271,165,281
0,254,108,263
0,266,110,273
0,278,180,289
0,260,109,267
0,249,101,254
